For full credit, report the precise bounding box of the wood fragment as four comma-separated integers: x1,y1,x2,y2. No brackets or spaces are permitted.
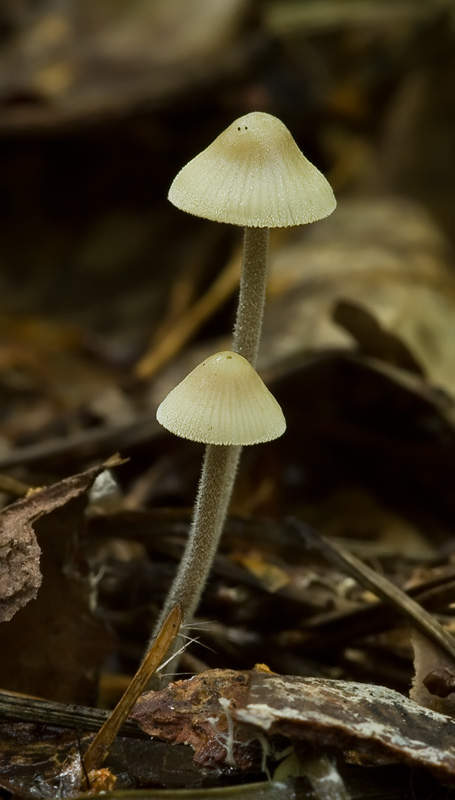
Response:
0,692,147,738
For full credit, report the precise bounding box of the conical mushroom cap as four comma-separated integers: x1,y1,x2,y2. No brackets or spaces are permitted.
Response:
168,111,336,228
156,351,286,446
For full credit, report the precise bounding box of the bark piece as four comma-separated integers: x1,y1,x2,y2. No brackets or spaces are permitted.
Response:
132,668,455,783
131,668,260,770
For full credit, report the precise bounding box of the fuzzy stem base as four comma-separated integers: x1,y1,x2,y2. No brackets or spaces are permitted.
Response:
150,444,240,652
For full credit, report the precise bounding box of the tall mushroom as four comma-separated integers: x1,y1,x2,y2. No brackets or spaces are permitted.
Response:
169,111,336,367
151,113,335,656
152,351,285,645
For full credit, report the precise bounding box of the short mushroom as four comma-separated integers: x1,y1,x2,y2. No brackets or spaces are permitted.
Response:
151,351,285,648
157,350,286,446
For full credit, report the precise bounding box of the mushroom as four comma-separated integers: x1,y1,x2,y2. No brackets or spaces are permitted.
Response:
169,110,336,367
150,113,335,659
152,351,285,646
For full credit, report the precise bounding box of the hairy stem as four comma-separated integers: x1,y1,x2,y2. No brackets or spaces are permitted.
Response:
150,445,240,647
233,227,269,367
151,226,270,672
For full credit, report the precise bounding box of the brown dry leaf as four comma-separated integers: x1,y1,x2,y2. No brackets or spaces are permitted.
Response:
132,667,455,783
0,508,41,624
0,455,124,702
0,693,209,795
0,454,125,623
264,198,455,395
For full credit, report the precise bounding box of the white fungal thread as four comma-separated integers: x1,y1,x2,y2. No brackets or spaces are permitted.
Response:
218,697,236,766
252,731,272,780
207,704,236,767
207,697,273,778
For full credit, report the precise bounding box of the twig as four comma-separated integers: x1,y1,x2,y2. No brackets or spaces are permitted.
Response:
83,603,182,775
0,692,146,737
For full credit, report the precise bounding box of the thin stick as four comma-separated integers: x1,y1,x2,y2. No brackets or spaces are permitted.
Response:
84,603,182,775
0,691,147,737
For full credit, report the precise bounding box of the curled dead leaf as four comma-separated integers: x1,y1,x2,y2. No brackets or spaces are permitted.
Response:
0,455,125,623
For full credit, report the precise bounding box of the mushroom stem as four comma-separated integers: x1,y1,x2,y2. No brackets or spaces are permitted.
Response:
151,443,240,648
233,227,269,367
151,230,271,666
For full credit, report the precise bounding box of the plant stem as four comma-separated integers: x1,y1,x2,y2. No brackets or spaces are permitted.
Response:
233,227,269,368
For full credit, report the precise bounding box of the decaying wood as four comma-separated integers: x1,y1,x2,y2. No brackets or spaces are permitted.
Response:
131,667,455,783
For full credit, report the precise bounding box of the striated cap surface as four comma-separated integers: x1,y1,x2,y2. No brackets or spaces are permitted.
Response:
168,111,336,228
156,350,286,445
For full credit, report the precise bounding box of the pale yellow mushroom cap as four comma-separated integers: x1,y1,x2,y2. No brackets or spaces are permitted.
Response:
156,351,286,445
168,111,336,228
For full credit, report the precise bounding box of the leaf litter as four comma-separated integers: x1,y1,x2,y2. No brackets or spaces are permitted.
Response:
2,2,455,799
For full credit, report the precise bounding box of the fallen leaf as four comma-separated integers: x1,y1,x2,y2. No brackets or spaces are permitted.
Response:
0,505,41,624
0,454,125,623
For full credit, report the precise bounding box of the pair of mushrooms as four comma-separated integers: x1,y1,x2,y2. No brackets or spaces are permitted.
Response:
151,112,336,656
